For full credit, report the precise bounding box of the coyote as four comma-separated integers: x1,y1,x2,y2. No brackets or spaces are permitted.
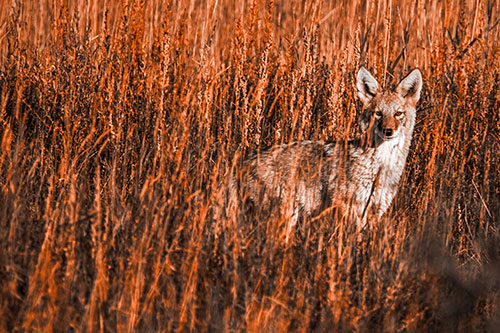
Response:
227,67,422,229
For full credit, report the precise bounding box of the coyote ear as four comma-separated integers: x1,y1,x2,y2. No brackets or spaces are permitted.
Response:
357,67,379,105
397,69,422,107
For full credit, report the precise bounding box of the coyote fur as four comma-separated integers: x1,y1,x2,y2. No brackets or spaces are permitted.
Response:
227,67,422,229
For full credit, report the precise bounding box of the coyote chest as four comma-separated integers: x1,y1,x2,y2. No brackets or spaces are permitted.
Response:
344,133,410,222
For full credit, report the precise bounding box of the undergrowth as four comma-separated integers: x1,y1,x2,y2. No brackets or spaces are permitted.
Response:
1,0,499,331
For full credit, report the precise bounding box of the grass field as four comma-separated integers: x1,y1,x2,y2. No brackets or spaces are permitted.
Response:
1,0,500,331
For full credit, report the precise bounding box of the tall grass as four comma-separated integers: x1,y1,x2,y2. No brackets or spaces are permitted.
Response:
0,0,499,331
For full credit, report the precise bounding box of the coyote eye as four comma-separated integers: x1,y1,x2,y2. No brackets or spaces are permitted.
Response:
395,111,404,117
375,111,383,117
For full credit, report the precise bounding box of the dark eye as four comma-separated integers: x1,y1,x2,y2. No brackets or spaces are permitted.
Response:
395,111,404,117
375,111,383,117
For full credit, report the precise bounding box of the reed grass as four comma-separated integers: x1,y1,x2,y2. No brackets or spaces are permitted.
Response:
1,0,499,331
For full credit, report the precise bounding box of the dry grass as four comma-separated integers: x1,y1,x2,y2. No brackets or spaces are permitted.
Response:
1,0,500,331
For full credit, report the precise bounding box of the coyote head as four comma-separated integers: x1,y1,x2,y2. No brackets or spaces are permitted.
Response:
357,67,422,141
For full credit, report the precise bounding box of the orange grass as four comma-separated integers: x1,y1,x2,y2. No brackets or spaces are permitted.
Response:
1,0,500,331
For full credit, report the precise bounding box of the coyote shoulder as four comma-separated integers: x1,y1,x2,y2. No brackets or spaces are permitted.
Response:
230,67,422,227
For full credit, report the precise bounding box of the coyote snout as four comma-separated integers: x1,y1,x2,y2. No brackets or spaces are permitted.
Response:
224,67,422,231
377,112,399,139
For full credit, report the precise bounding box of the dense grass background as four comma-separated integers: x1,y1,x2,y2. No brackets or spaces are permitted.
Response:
1,0,500,331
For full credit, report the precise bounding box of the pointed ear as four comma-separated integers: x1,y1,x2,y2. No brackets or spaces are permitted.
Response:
357,67,379,105
397,69,422,107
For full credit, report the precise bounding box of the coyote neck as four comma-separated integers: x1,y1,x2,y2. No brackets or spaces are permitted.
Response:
347,115,415,222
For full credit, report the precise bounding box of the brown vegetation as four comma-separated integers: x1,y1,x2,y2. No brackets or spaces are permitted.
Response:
1,0,500,331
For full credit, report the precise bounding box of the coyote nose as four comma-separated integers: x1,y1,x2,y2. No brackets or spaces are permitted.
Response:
383,129,393,137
